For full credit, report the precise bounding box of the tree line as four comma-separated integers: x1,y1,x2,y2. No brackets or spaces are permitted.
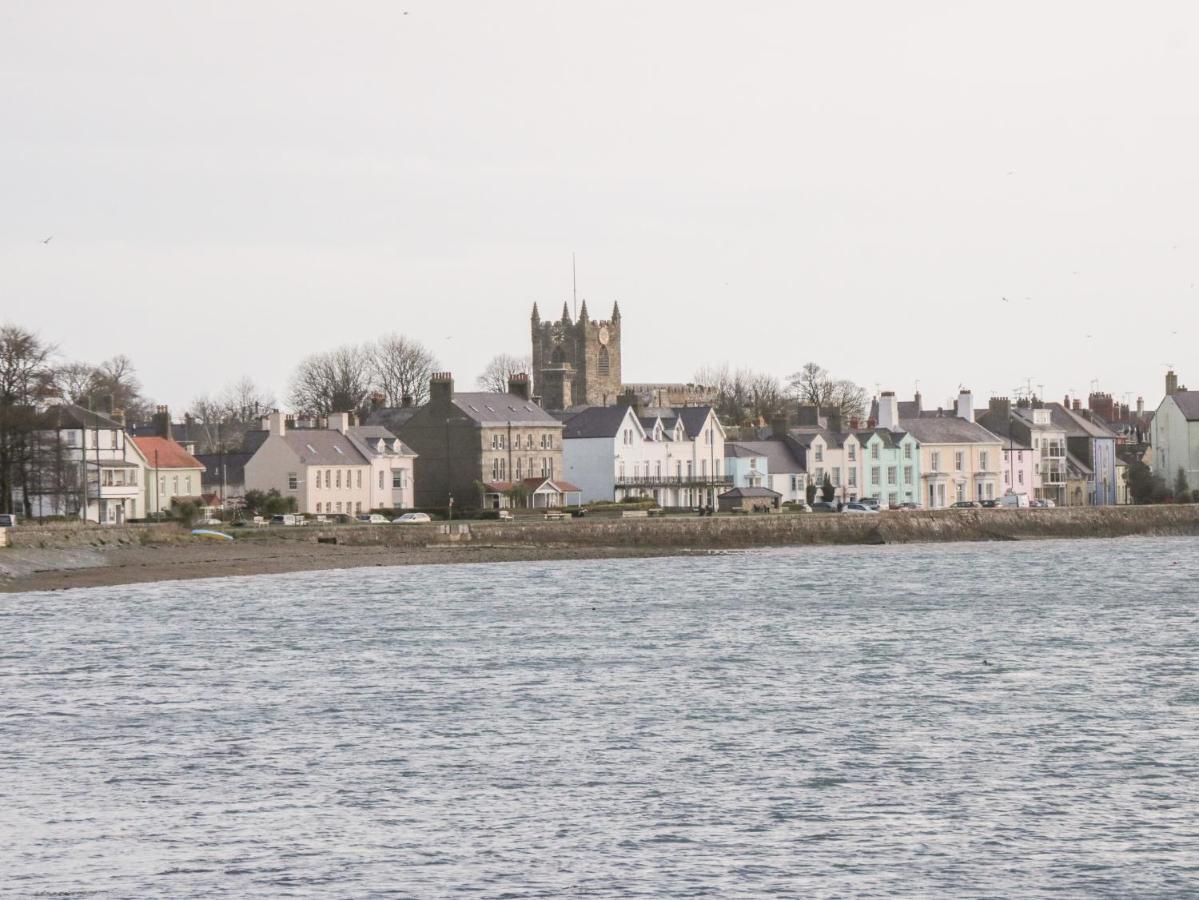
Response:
693,361,869,428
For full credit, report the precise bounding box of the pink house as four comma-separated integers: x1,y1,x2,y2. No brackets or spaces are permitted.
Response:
1000,442,1036,499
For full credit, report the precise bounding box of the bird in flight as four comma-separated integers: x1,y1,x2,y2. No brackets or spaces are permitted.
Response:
1001,296,1010,303
41,235,53,244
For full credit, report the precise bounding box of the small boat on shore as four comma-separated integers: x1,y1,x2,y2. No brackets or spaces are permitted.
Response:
191,529,234,541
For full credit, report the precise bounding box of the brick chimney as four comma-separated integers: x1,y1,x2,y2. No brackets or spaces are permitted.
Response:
401,393,414,408
430,372,454,403
1166,370,1179,396
988,396,1011,421
1136,396,1145,417
152,405,171,439
508,372,532,401
1072,398,1082,411
826,410,842,433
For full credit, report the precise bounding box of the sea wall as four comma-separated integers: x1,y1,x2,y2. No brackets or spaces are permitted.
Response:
6,506,1199,553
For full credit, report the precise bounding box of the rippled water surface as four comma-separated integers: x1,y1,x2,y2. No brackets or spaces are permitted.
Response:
3,538,1199,897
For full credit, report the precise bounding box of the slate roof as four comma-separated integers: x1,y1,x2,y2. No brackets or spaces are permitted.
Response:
280,430,370,465
1170,391,1199,421
724,440,806,473
673,406,715,438
787,426,847,448
451,393,562,427
363,407,421,432
899,416,1004,445
346,425,416,457
132,436,206,471
719,486,782,498
196,451,253,488
1045,403,1118,439
562,405,635,439
39,403,124,431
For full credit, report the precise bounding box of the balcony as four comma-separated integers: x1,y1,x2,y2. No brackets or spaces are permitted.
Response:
615,474,734,488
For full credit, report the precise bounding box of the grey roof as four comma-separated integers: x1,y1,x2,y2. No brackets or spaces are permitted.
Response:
347,425,416,457
196,451,253,488
787,426,846,448
451,392,562,427
363,406,420,432
856,428,908,449
562,405,634,439
870,398,923,420
673,406,715,438
40,403,124,431
1171,391,1199,421
280,430,370,465
899,416,1004,445
719,486,782,498
724,440,806,474
1067,451,1093,476
1045,403,1118,439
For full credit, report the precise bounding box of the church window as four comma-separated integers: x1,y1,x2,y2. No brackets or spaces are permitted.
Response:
598,346,610,377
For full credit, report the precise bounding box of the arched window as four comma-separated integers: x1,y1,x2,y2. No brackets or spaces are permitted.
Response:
598,346,610,377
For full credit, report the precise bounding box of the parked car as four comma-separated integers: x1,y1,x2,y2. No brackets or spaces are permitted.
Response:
809,501,838,513
857,498,882,511
0,513,17,527
842,501,880,514
978,499,1000,509
951,501,981,509
392,512,432,524
787,502,812,512
999,493,1031,509
894,501,920,510
1030,498,1057,508
356,514,390,525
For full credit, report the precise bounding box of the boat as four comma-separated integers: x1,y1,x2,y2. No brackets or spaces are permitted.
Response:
191,529,234,541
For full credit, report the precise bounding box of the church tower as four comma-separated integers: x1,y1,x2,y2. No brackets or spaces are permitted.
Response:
531,301,622,409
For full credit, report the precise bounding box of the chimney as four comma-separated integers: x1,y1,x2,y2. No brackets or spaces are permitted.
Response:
796,404,820,427
330,412,350,433
401,393,414,408
1088,392,1114,422
878,391,899,429
849,416,860,430
1166,370,1179,396
430,372,454,403
508,372,532,401
1136,396,1145,417
1072,398,1082,411
152,405,171,439
617,387,643,418
769,410,791,440
956,389,974,422
183,412,194,427
267,410,287,437
988,396,1011,421
826,410,842,434
913,390,923,414
370,392,386,411
540,364,574,411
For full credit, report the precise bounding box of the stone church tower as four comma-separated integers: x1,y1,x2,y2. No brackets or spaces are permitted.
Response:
531,301,622,409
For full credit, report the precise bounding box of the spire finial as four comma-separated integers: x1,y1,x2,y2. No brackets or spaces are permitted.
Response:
531,302,540,323
578,299,589,323
561,301,571,323
611,301,621,321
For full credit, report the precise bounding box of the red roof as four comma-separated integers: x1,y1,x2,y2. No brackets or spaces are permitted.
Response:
132,436,206,471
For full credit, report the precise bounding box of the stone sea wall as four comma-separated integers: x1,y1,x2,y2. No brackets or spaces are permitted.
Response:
7,506,1199,553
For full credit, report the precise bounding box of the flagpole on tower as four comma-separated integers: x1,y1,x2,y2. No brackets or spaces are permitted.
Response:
572,252,577,319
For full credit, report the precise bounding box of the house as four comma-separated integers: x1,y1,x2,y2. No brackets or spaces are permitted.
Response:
244,411,374,516
562,401,729,508
785,426,862,503
976,399,1056,503
883,390,1004,508
336,415,418,510
131,435,207,516
1045,400,1119,506
717,486,782,513
856,426,922,507
25,403,146,523
724,441,807,503
1151,370,1199,493
397,373,569,509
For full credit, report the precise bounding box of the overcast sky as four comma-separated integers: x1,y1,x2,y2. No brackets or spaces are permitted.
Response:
3,1,1196,414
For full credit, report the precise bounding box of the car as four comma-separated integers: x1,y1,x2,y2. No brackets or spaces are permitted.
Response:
0,513,17,527
978,499,1000,509
570,507,589,518
999,493,1030,509
857,498,882,511
809,500,838,512
1030,498,1057,509
842,501,880,514
951,501,981,509
786,502,812,513
356,514,390,525
893,501,920,510
270,514,304,526
392,512,432,524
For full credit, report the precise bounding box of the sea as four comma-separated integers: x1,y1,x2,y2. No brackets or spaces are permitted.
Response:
2,538,1197,898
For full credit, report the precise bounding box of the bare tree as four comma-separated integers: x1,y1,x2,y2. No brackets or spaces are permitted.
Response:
0,324,55,514
188,376,276,452
694,364,783,426
477,353,532,393
288,345,373,416
786,362,867,421
53,361,97,404
90,354,152,422
370,334,438,406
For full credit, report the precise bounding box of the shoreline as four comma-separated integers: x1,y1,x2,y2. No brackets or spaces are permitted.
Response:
3,505,1199,592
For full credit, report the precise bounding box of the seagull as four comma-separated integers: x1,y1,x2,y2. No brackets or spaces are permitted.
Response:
41,235,53,244
1001,296,1010,303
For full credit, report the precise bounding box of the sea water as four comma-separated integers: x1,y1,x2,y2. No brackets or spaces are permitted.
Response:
2,538,1197,897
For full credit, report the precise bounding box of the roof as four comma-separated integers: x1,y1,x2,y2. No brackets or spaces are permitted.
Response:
672,406,715,439
899,416,1004,445
870,398,923,420
562,405,636,439
1170,391,1199,421
452,393,562,427
1045,403,1118,440
787,426,846,449
39,403,125,431
363,406,421,432
724,440,805,474
346,425,417,457
279,430,370,466
195,451,253,487
132,436,206,471
719,486,782,498
1067,451,1093,476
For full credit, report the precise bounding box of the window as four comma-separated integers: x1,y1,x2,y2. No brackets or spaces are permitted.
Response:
815,445,823,463
499,459,506,479
872,444,880,460
172,475,179,495
1017,470,1024,485
955,484,965,502
1017,450,1023,462
335,470,341,488
598,345,610,376
356,470,362,489
516,459,523,479
832,468,841,487
325,469,331,488
392,470,404,489
355,501,362,512
848,444,856,461
159,476,166,495
980,451,988,471
316,502,322,513
904,443,912,459
887,466,897,484
492,458,499,480
336,501,342,513
931,452,941,472
815,467,824,483
954,451,963,472
871,466,880,485
849,468,858,487
903,465,912,484
379,471,385,490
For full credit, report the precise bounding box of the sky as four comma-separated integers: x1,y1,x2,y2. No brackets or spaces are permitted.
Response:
2,1,1197,414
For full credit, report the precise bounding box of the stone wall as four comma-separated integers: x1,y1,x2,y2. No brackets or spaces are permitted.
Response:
7,522,188,549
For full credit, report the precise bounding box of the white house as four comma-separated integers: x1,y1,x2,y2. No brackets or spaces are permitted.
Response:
562,403,729,507
724,441,807,503
1151,371,1199,492
336,415,418,510
25,403,146,524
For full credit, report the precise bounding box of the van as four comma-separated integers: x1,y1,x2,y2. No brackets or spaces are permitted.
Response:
270,514,304,526
999,493,1030,509
0,513,16,527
